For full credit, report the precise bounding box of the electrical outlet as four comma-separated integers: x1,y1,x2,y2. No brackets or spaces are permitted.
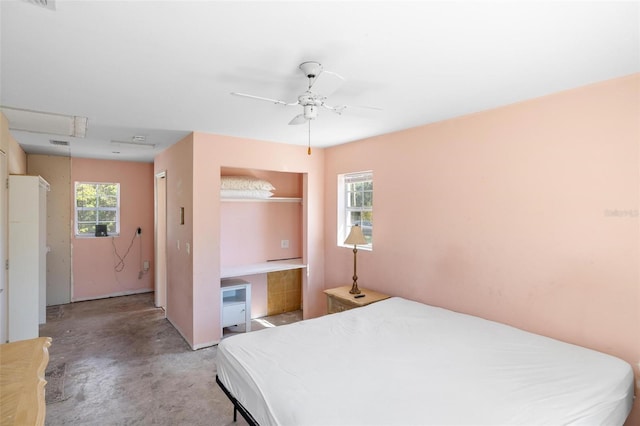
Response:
143,260,150,271
281,239,289,249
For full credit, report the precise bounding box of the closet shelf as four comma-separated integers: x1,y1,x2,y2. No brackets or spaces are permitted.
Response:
220,197,302,203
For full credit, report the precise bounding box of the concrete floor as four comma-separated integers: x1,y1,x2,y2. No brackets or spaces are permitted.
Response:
40,293,302,425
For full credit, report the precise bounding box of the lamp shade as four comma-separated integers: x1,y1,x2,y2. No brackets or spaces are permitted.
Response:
344,225,367,246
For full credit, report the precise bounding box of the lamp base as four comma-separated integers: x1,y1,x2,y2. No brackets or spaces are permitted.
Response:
349,282,361,294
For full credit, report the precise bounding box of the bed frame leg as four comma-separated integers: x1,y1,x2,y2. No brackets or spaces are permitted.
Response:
216,375,259,426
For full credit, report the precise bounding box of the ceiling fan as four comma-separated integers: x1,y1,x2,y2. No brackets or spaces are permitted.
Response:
231,61,380,154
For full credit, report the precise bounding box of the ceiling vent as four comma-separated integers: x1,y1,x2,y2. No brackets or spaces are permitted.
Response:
1,107,87,138
49,139,69,146
22,0,56,10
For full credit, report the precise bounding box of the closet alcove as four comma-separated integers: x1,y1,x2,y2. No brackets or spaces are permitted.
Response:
219,167,305,326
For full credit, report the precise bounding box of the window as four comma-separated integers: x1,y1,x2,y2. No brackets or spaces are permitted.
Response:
338,171,373,248
75,182,120,237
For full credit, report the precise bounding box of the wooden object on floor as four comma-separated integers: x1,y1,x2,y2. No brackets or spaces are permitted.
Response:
267,269,302,315
324,286,390,314
0,336,52,426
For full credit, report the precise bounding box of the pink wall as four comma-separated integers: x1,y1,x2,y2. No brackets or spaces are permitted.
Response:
71,158,155,301
324,73,640,423
225,273,268,319
154,135,195,343
220,202,302,266
154,133,324,348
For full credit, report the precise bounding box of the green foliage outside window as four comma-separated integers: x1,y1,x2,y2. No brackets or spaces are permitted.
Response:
345,173,373,245
75,182,120,236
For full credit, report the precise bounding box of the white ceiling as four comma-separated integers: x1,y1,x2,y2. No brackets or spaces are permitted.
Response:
1,1,638,163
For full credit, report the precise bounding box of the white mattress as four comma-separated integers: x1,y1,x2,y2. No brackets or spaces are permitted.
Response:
217,297,634,426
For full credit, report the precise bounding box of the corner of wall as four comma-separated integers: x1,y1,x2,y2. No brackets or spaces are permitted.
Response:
0,113,9,155
0,114,27,175
8,138,26,175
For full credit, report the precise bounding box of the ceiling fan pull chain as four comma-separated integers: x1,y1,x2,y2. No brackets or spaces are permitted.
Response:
307,120,312,155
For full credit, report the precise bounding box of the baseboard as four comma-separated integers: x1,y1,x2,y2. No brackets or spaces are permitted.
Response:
165,316,219,350
166,316,191,348
71,288,153,302
192,340,219,350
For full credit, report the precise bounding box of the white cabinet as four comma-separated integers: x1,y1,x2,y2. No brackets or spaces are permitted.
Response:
221,279,251,332
8,175,49,342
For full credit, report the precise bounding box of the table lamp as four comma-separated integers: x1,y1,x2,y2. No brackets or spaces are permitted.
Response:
344,224,368,294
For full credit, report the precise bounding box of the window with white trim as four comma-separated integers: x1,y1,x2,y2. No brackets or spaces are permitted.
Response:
75,182,120,237
338,171,373,248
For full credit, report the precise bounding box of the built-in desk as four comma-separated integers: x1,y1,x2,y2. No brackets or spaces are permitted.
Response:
220,258,307,279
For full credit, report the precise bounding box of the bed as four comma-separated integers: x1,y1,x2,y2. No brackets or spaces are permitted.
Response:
216,297,634,425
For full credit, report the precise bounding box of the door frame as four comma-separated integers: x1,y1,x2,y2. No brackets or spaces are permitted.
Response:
0,150,7,342
154,171,167,310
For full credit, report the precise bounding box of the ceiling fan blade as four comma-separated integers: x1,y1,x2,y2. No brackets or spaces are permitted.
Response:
322,103,383,115
230,92,296,106
288,114,308,125
347,104,383,111
309,71,344,97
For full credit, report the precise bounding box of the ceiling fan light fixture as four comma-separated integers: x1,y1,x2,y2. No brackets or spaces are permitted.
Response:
303,105,317,120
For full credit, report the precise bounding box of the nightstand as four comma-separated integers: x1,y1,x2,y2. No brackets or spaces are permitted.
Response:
323,286,390,314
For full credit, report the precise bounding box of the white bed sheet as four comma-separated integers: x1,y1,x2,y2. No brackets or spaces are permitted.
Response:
217,297,634,426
